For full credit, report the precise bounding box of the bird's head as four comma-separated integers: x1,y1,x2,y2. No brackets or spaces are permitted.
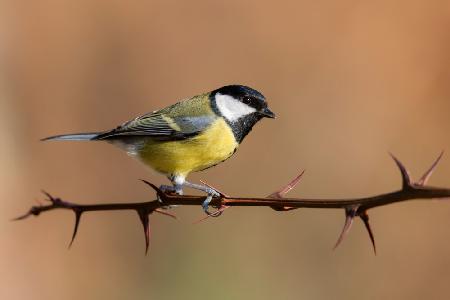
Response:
210,85,275,143
211,85,275,122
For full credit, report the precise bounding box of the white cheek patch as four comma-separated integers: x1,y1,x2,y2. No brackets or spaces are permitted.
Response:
215,93,256,122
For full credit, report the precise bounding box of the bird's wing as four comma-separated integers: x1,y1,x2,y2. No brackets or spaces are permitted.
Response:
96,110,216,141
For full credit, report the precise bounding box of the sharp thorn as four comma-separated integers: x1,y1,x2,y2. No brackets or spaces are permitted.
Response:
140,179,166,201
137,210,150,254
69,211,82,248
359,210,376,255
154,208,177,219
268,170,305,199
333,206,358,250
192,214,211,225
389,153,412,189
192,205,230,224
417,151,444,186
12,206,41,221
140,179,161,192
41,190,55,202
11,211,32,221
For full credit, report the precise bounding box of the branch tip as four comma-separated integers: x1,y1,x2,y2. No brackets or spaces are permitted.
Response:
13,205,42,221
11,211,33,221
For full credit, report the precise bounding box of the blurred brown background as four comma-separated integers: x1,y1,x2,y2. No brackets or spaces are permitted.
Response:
2,0,450,299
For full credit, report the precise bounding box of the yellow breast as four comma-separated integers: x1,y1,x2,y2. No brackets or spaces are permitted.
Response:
138,118,238,177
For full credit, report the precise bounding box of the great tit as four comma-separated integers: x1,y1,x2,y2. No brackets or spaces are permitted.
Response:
43,85,275,215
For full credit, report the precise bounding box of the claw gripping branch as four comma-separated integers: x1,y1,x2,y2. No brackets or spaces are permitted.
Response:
15,152,450,254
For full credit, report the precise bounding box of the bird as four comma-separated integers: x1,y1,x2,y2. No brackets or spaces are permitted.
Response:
43,85,275,215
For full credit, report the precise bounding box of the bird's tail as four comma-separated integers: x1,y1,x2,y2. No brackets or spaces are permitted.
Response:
41,132,101,141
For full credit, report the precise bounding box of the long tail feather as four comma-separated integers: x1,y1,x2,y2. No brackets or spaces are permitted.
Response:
41,132,100,141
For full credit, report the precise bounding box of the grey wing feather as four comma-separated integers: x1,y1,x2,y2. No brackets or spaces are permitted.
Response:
95,112,215,141
174,116,217,133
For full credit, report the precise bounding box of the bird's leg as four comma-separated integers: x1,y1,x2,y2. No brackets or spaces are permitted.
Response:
183,181,222,217
160,175,185,197
158,185,183,195
158,179,184,208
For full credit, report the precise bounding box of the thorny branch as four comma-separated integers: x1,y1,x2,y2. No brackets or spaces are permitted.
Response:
15,152,450,254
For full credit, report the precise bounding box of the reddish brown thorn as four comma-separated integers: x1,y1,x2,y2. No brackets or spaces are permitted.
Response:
333,205,359,250
12,205,42,221
140,180,166,201
199,180,229,198
192,205,230,224
69,210,82,248
41,190,57,203
268,170,305,199
154,208,177,219
389,153,412,189
416,151,444,186
359,210,376,255
137,209,150,254
268,170,305,211
11,210,33,221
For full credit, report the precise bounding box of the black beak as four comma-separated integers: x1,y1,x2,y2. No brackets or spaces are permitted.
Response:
259,107,276,119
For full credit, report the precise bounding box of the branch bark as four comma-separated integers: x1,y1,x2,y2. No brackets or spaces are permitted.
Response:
15,152,450,254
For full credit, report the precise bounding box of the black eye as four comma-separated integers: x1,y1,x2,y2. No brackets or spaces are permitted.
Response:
242,96,253,105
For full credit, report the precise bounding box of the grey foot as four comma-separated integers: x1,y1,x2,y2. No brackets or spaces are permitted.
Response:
159,185,183,195
183,181,222,217
158,184,183,208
